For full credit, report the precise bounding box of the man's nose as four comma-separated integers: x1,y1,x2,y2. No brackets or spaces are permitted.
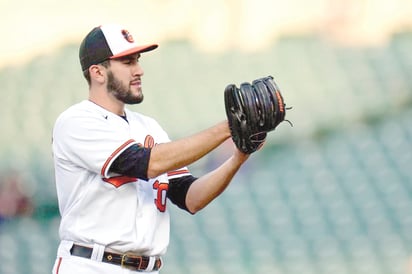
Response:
133,63,144,76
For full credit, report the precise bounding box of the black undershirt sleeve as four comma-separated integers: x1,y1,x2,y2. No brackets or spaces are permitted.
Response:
109,144,197,213
109,144,151,181
167,175,198,214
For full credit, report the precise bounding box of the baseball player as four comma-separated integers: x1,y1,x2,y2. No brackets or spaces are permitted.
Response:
51,24,252,274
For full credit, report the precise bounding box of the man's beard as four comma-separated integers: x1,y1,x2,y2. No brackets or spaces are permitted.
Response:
107,70,143,104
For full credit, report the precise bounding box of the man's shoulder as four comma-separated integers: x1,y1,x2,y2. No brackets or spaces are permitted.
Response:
59,100,107,117
125,108,156,123
55,100,103,125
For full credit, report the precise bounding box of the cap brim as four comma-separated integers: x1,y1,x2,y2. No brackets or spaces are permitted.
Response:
110,44,158,59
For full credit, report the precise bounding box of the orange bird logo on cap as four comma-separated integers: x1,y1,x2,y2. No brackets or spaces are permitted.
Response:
121,29,134,43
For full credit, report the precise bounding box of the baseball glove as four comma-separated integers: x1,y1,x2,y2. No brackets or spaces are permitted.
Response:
224,76,289,154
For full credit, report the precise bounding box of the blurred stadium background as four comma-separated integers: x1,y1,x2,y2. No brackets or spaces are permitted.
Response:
1,0,412,273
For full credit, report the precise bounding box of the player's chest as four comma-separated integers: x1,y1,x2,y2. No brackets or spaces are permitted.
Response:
137,174,169,213
113,121,158,145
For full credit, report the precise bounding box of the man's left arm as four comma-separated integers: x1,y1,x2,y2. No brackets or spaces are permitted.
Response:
184,149,249,214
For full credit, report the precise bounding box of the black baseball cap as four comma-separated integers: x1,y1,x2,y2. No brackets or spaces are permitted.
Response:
79,24,158,71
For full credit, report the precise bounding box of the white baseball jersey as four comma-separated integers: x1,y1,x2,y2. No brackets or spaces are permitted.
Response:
52,100,190,256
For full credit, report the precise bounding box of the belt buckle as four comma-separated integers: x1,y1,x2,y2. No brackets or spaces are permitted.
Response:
120,253,143,271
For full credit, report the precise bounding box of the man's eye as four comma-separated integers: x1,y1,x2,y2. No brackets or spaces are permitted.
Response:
123,59,139,65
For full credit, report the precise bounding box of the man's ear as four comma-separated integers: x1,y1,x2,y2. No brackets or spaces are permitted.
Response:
89,64,106,84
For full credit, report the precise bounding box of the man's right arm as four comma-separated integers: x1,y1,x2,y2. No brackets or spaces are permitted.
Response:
147,121,231,179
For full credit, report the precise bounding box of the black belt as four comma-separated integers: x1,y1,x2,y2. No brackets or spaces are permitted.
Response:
70,244,162,272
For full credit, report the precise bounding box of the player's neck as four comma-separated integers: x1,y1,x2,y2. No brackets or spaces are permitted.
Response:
89,92,125,116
